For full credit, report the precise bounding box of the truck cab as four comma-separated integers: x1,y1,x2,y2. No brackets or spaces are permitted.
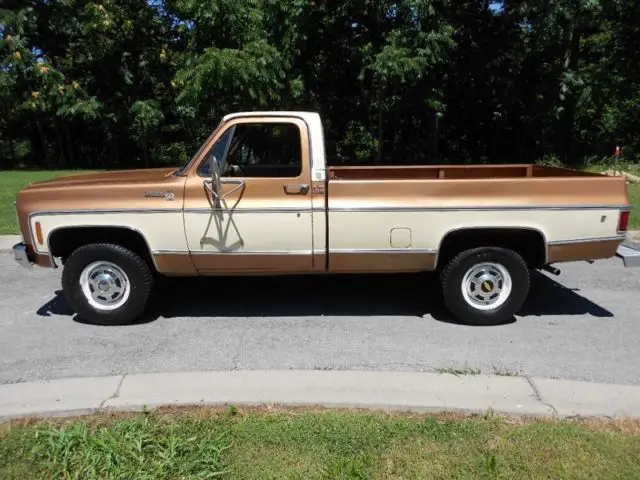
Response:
176,111,329,274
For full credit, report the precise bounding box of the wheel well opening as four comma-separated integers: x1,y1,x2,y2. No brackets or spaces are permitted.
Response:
437,228,547,269
49,227,155,270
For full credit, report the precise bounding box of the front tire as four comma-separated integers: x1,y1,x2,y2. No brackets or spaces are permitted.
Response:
62,243,154,326
440,247,530,326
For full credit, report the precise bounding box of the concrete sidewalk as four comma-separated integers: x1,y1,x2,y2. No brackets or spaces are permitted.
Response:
2,370,640,422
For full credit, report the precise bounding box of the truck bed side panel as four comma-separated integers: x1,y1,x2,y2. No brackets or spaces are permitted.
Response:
326,175,630,272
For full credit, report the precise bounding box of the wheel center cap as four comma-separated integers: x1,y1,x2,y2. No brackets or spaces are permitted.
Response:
95,274,114,293
481,281,494,293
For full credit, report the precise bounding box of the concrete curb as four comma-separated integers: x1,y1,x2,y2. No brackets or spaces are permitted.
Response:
2,370,640,422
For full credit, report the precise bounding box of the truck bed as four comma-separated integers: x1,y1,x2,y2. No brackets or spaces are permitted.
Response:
328,164,601,181
324,162,629,274
326,163,628,211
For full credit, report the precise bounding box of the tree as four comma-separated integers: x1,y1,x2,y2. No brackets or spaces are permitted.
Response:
1,0,639,169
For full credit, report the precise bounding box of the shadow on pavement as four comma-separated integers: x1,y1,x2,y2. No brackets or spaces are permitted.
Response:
519,270,613,318
36,293,75,317
37,269,613,326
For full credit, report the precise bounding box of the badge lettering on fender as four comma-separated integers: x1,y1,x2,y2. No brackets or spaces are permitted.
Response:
311,184,325,195
144,190,175,201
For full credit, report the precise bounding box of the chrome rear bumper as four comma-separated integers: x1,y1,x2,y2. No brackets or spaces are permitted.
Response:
616,244,640,268
13,242,33,268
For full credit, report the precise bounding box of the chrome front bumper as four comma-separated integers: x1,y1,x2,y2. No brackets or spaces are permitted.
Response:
13,242,33,268
616,244,640,268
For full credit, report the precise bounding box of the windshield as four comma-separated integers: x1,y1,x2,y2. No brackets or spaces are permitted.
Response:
172,121,224,176
199,127,235,177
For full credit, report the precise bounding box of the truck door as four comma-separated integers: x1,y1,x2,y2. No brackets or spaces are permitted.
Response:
183,116,315,273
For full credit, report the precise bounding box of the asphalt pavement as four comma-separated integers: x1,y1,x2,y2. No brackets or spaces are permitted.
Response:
1,252,639,386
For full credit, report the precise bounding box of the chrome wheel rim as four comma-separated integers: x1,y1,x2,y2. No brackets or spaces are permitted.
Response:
79,261,131,311
461,262,512,310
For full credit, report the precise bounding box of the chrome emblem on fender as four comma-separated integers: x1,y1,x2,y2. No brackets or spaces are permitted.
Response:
145,190,175,201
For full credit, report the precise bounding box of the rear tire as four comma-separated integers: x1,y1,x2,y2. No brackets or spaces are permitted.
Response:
440,247,529,326
62,243,154,326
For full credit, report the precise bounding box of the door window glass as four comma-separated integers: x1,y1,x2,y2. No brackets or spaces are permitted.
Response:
199,122,302,178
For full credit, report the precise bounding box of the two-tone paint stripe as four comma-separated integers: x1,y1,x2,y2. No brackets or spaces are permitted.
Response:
27,205,630,270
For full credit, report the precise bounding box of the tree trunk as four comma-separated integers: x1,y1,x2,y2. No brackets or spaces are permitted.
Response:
427,107,439,162
34,119,52,168
142,135,149,168
8,137,17,168
376,89,384,164
64,124,75,168
54,124,67,168
560,20,582,165
376,109,383,164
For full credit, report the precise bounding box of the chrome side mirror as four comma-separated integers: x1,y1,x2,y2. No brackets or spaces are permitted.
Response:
204,154,222,203
210,154,222,197
204,153,246,207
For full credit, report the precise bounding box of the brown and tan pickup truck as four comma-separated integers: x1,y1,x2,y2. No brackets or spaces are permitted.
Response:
12,111,640,326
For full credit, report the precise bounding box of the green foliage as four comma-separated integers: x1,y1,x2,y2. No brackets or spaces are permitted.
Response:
130,101,164,138
1,0,639,168
535,154,564,167
337,122,379,163
175,40,286,110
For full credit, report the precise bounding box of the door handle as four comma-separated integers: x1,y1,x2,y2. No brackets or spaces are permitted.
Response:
284,184,309,195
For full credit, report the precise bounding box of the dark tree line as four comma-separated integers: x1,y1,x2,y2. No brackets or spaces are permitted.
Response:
1,0,638,170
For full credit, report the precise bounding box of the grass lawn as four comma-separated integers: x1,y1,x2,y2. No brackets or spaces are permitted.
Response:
629,185,640,229
1,167,639,235
1,407,639,479
584,163,640,229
